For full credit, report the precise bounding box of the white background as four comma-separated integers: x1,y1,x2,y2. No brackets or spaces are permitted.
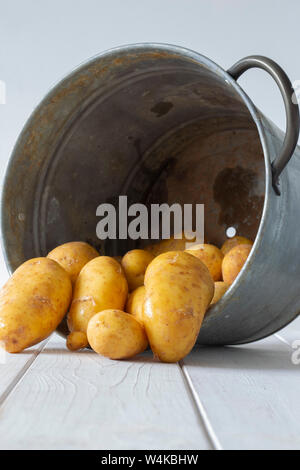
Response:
0,0,299,282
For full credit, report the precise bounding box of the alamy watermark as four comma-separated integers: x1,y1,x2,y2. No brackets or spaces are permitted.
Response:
291,339,300,365
96,196,204,247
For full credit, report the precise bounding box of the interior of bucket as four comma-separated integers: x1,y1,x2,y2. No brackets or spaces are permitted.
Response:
2,49,266,275
41,51,265,257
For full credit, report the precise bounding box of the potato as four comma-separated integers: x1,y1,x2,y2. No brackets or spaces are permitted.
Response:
0,258,72,353
145,232,196,257
210,281,229,305
67,256,128,334
221,236,252,256
143,251,214,363
185,243,223,281
121,249,154,291
126,286,146,324
222,244,252,285
66,331,88,351
87,309,148,359
47,241,99,285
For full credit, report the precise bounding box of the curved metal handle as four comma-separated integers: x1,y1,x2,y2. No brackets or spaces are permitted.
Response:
227,55,300,195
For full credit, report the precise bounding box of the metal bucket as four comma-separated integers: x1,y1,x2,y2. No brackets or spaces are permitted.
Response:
1,43,300,345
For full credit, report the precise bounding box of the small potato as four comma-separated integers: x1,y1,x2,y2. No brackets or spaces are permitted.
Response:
145,232,196,257
210,282,229,305
221,236,253,256
186,243,223,281
126,286,146,324
143,251,214,363
66,331,88,351
121,249,154,291
0,258,72,353
47,241,99,285
68,256,128,334
87,309,148,359
222,244,252,285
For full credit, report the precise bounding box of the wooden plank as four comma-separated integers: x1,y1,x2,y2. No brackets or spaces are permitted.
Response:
0,339,48,407
0,334,211,450
181,336,300,450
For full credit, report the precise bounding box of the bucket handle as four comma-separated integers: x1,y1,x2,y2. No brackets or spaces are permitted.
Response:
227,55,300,195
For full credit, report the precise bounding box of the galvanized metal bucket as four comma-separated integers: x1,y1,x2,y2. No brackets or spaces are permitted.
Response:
1,43,300,345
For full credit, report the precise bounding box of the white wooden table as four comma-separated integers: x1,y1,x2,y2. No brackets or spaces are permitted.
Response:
0,284,299,450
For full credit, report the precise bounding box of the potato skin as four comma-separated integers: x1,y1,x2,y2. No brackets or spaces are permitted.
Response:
222,244,252,285
126,286,146,324
121,249,154,291
145,232,196,257
67,256,128,333
47,241,99,285
0,258,72,353
143,251,214,363
87,310,148,359
186,243,223,281
66,331,88,351
221,236,252,256
210,282,229,305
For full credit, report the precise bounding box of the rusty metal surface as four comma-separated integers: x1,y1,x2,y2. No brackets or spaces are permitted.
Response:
136,115,265,249
1,43,300,344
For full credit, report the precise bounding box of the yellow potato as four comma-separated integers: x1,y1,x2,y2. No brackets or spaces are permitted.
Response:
222,244,252,285
126,286,146,324
145,232,197,257
0,258,72,353
67,256,128,334
47,241,99,285
185,243,223,281
210,282,229,305
121,249,154,291
143,251,214,363
66,331,88,351
87,309,148,359
221,236,253,256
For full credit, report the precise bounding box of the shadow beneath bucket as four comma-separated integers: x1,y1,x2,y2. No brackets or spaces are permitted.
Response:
182,340,296,372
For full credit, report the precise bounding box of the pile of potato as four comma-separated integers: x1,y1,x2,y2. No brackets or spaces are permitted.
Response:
0,235,252,362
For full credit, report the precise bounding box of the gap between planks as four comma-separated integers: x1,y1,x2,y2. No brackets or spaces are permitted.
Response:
0,334,221,450
178,361,223,450
0,337,50,408
1,317,299,450
0,334,212,450
178,317,300,451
